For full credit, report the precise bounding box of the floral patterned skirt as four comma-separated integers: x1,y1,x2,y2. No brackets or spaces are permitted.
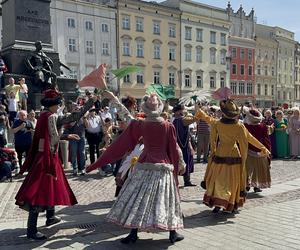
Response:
106,162,183,231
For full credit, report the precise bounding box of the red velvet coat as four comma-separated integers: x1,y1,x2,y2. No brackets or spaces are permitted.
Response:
15,111,77,209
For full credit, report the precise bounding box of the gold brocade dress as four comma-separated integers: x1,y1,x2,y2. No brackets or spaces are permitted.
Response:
195,111,268,212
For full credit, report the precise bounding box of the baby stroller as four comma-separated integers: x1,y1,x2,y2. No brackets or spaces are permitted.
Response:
0,148,18,182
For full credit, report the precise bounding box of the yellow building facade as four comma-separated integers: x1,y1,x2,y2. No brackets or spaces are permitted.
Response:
117,0,181,99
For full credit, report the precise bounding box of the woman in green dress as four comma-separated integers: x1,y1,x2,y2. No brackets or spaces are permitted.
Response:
274,110,289,158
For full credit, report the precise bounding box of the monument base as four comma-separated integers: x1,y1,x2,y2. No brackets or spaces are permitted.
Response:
1,47,60,76
3,74,78,110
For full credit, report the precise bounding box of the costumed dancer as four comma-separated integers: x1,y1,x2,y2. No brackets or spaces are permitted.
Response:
172,104,197,187
244,109,271,192
87,93,185,244
196,88,270,213
15,89,97,240
262,110,276,157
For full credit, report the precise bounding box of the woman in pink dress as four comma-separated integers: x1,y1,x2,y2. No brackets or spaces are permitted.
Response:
86,93,185,244
289,109,300,159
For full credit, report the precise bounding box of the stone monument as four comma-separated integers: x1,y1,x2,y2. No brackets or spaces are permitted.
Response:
1,0,77,109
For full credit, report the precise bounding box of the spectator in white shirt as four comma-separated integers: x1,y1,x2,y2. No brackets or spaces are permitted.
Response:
18,78,28,111
7,92,19,126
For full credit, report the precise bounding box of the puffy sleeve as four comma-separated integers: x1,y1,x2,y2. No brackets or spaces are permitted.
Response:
166,123,180,185
57,98,94,128
86,120,142,172
195,109,216,125
48,114,60,154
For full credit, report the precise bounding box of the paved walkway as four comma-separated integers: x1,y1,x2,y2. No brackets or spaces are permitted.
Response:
1,160,300,249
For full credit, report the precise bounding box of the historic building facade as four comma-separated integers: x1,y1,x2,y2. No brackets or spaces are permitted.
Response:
255,24,278,107
163,0,230,96
295,42,300,106
273,27,295,106
50,0,118,90
226,4,256,103
117,0,181,98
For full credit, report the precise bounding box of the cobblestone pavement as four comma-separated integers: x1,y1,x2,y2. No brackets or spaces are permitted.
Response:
0,160,300,249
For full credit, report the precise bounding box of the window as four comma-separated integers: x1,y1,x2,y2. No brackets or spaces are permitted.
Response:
220,77,225,88
123,41,130,56
220,33,226,45
220,50,226,65
85,21,93,31
272,51,275,60
154,71,160,84
284,61,287,70
196,74,203,88
196,29,203,42
169,47,176,61
137,71,144,84
123,74,130,83
264,66,268,76
102,43,109,55
283,91,286,100
248,50,253,61
136,18,143,32
185,47,191,61
68,38,76,52
257,65,261,75
154,44,160,59
265,51,268,59
258,49,261,57
122,16,130,29
247,82,253,95
210,76,216,89
230,82,237,94
279,60,281,69
196,47,202,63
291,62,293,71
185,74,191,87
67,18,75,28
86,40,94,54
257,83,261,95
289,92,292,100
248,65,253,76
271,85,274,96
231,47,237,58
240,49,245,60
101,23,109,32
210,48,216,64
169,25,176,38
240,65,245,75
153,22,160,35
271,67,275,76
185,27,192,40
210,31,216,44
278,91,281,100
264,84,268,96
136,42,144,57
169,72,175,85
279,74,281,83
232,64,237,75
284,75,287,84
238,82,245,94
69,67,78,79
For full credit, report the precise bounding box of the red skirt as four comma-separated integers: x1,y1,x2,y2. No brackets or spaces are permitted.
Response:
15,152,77,209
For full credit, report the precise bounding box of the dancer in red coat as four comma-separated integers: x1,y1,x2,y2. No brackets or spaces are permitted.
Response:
15,89,96,240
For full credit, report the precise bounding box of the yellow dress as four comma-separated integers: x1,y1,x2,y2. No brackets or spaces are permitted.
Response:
195,110,268,211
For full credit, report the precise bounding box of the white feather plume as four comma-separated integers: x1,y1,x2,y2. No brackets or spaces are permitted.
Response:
179,90,211,106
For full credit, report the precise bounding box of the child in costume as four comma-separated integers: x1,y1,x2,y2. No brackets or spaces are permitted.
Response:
15,89,96,240
87,93,185,244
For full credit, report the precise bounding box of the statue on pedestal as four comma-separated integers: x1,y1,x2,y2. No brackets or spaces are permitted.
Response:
25,41,57,90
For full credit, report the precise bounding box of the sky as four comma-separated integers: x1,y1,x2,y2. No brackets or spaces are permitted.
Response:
148,0,300,41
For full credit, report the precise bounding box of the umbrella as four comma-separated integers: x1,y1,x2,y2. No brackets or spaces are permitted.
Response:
179,90,211,106
146,84,175,101
212,87,232,100
111,66,141,80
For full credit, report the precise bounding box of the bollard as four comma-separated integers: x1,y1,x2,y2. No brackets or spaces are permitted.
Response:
59,140,70,169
